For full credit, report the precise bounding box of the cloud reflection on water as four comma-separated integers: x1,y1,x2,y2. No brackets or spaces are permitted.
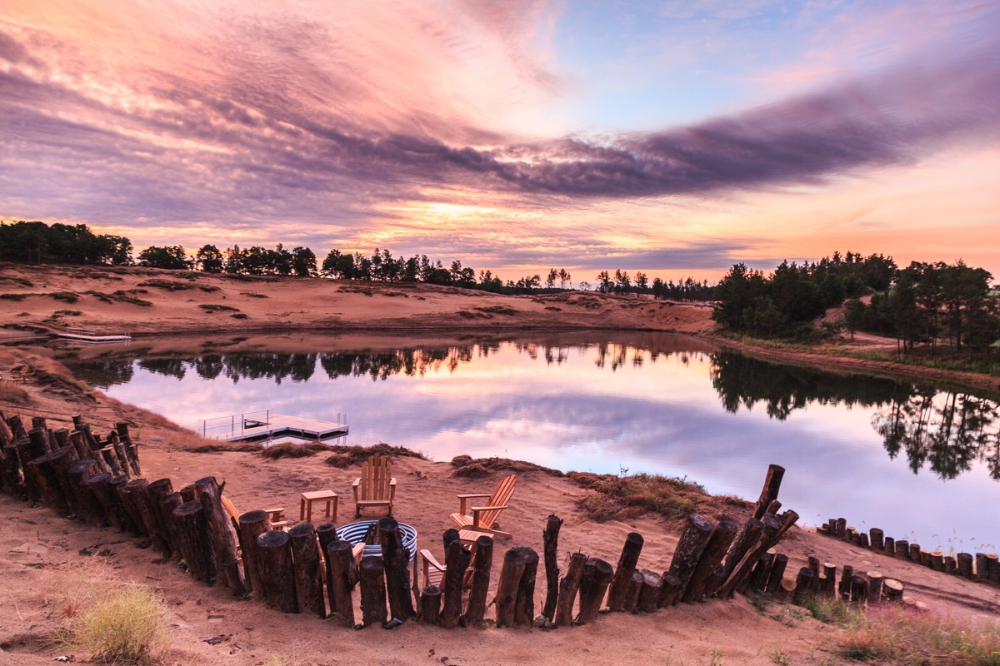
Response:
79,339,1000,551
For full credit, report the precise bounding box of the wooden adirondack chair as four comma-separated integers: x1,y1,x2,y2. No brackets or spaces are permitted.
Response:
449,474,515,540
352,453,396,518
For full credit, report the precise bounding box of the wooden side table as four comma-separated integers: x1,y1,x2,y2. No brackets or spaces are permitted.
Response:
300,490,338,523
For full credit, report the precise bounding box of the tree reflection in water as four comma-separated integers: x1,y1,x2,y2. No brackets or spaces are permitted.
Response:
710,353,1000,481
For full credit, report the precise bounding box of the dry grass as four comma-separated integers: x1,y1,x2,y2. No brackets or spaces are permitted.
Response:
450,454,564,478
325,442,426,468
261,441,329,459
842,606,1000,665
568,471,750,525
71,584,167,663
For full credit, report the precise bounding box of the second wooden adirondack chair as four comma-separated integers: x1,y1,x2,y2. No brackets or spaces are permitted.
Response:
352,453,396,518
449,474,515,540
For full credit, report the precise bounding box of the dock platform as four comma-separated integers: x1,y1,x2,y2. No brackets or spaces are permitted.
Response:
200,412,348,442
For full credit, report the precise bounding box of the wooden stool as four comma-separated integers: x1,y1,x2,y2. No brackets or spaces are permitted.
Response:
300,490,338,523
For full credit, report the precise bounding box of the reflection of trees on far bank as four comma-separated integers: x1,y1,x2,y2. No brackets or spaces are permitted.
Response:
711,353,1000,481
69,341,696,388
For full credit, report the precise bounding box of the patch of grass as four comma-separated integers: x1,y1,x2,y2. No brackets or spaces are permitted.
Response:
137,279,194,291
232,313,248,319
50,291,79,303
805,596,857,625
240,291,268,298
0,275,33,287
451,454,564,478
200,303,239,312
53,310,82,317
84,290,153,306
71,584,167,663
475,305,518,315
325,442,426,468
186,442,260,453
841,606,1000,666
769,650,791,666
261,442,329,460
568,471,750,524
0,292,30,301
198,285,220,292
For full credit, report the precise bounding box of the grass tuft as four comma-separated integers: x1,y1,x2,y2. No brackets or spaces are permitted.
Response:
451,454,564,477
568,471,747,524
72,584,167,663
261,442,329,459
841,605,1000,665
325,442,426,468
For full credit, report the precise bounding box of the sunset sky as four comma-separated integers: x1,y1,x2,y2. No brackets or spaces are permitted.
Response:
2,0,999,282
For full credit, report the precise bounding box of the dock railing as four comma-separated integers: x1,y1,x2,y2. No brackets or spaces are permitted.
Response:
192,410,347,439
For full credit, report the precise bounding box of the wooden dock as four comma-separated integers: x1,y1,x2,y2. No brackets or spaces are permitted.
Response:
207,413,348,443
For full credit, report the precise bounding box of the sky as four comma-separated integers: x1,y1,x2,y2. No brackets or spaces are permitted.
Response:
2,0,999,282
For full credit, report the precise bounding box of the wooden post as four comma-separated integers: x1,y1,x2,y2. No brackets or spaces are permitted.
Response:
28,427,52,456
624,570,644,613
419,586,441,625
179,484,196,504
867,571,883,603
359,556,387,627
82,472,118,530
238,510,272,599
326,540,358,627
607,532,644,612
67,459,105,526
895,539,909,559
883,536,894,557
883,579,904,602
823,563,837,598
870,528,884,551
146,478,176,553
194,477,244,593
463,534,493,628
835,518,846,538
554,552,586,627
160,492,184,563
576,557,613,624
792,568,813,605
514,547,539,627
944,556,956,575
976,553,989,581
256,530,298,613
908,543,920,562
850,575,867,606
765,554,788,596
29,450,70,514
857,533,870,549
718,513,783,599
752,464,784,520
496,547,528,628
541,515,562,622
838,565,854,601
723,518,763,578
668,514,714,599
377,517,415,622
440,538,471,628
115,422,141,476
119,479,152,539
930,551,944,572
747,550,775,593
172,500,215,583
657,564,688,608
987,554,999,583
957,552,974,579
288,523,326,618
637,570,663,613
108,474,141,535
682,518,737,602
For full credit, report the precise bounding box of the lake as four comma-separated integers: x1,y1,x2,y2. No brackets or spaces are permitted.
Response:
64,331,1000,552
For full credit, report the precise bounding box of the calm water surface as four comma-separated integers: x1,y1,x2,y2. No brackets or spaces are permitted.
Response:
68,334,1000,551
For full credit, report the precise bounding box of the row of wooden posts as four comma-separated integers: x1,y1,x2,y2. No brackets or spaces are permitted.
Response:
820,518,1000,586
2,414,816,628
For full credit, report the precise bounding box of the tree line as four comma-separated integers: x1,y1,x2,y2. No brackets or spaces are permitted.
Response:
593,269,714,301
0,220,132,265
712,251,999,360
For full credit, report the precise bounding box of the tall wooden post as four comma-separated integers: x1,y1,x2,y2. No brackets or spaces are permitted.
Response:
288,523,326,618
463,534,494,628
496,548,528,628
359,556,388,627
576,557,613,624
668,514,714,599
541,515,563,622
752,464,784,520
440,538,471,629
238,510,272,599
554,552,587,627
682,518,737,602
256,530,298,613
195,476,244,593
326,540,358,627
607,532,644,612
377,517,415,622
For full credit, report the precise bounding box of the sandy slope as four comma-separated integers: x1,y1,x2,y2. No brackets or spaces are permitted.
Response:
0,264,714,337
3,348,1000,665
